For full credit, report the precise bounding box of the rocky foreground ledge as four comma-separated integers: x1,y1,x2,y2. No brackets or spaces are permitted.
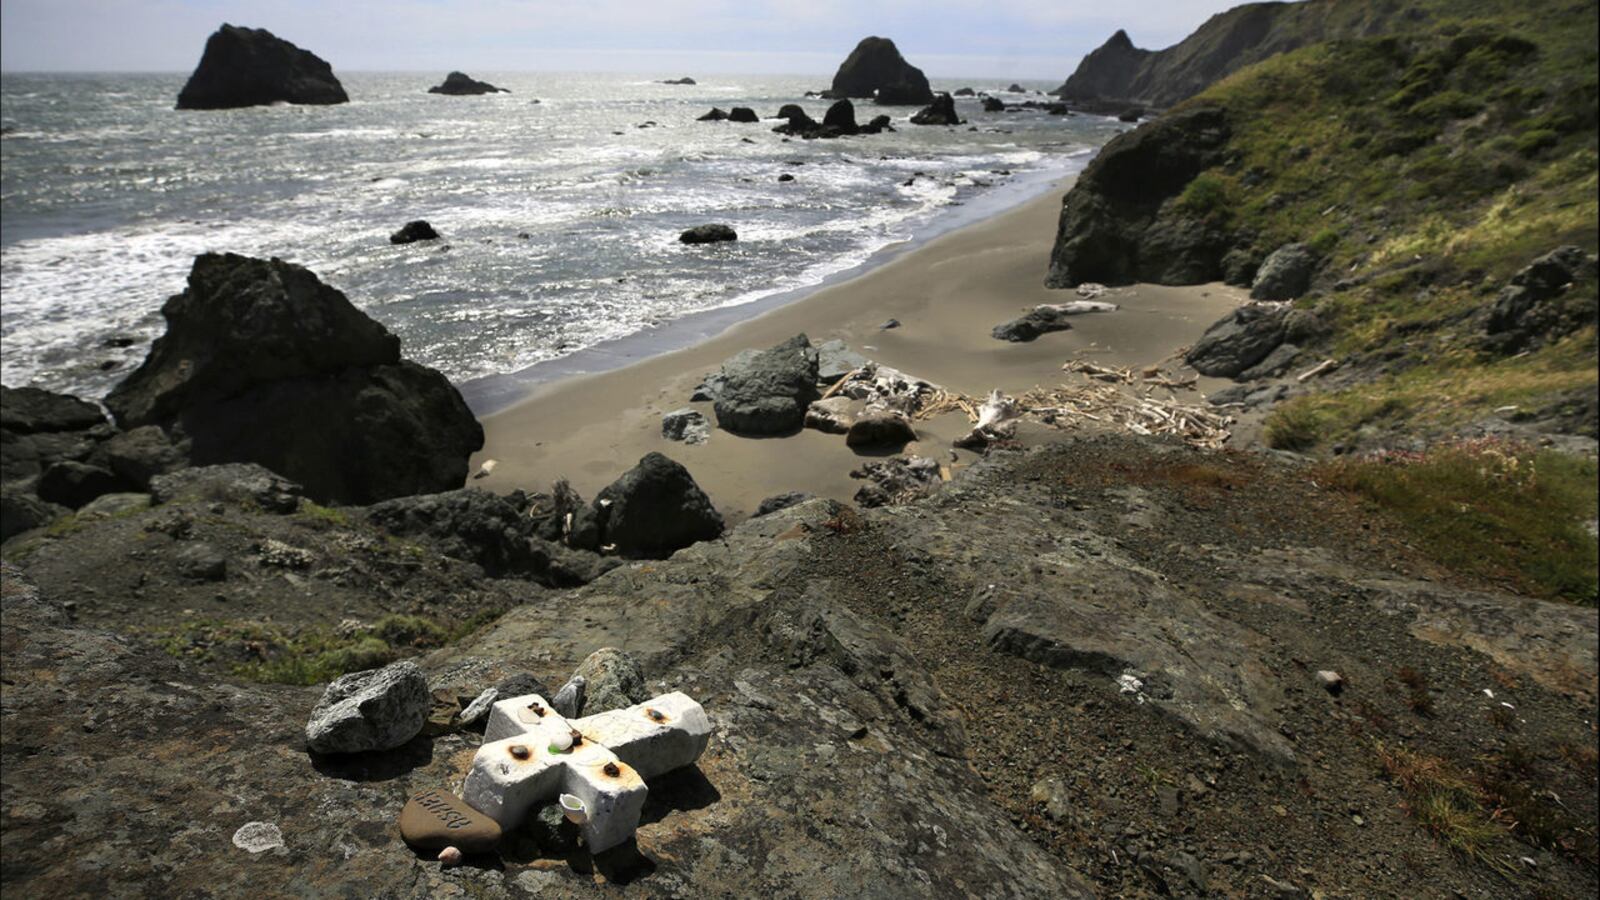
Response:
3,434,1595,898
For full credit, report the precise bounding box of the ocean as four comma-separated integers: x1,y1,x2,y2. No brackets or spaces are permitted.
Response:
0,72,1120,408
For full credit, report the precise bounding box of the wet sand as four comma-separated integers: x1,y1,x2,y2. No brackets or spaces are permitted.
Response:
471,180,1247,516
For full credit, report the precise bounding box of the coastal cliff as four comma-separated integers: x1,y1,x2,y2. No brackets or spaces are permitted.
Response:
1053,0,1412,111
1047,0,1598,453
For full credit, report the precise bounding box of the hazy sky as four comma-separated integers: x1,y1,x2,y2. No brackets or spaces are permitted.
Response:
0,1,1253,79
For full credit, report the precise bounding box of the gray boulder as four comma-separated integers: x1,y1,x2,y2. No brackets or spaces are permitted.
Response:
1185,304,1290,377
571,648,647,716
1484,245,1599,354
550,675,586,718
815,339,869,384
0,485,68,542
149,463,303,513
37,461,126,510
661,408,710,444
304,660,430,754
0,386,104,435
89,425,187,490
845,413,917,449
1250,243,1317,300
1,386,115,486
712,335,820,435
104,253,483,505
594,452,724,557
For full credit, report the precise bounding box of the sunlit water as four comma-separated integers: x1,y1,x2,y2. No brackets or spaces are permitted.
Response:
1,72,1120,400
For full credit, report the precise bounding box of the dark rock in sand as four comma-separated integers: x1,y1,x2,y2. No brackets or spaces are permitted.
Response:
593,452,723,557
104,253,483,505
991,307,1075,342
1250,242,1317,300
851,456,942,507
1185,304,1290,378
711,335,820,435
816,339,869,385
680,224,738,244
175,24,348,110
754,491,813,517
427,71,508,95
982,96,1006,112
727,106,759,123
910,93,962,126
846,413,917,450
36,461,126,510
305,660,431,754
697,107,729,121
1044,106,1232,287
829,36,934,106
390,220,439,244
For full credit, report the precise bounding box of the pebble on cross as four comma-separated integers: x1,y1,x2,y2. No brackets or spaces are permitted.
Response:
462,691,711,852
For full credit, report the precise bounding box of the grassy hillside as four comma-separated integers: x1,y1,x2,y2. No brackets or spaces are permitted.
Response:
1165,0,1596,450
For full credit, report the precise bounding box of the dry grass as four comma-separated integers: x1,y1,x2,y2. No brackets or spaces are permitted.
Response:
1375,742,1516,877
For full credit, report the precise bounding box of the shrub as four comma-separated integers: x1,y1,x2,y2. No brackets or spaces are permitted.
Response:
1514,128,1560,156
1264,403,1322,451
1176,173,1232,219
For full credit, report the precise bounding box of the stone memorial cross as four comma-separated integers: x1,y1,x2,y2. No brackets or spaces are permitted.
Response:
462,691,711,852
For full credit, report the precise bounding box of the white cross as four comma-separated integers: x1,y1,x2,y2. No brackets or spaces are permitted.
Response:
461,691,711,853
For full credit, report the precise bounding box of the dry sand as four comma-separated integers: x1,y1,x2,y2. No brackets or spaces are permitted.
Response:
471,180,1247,516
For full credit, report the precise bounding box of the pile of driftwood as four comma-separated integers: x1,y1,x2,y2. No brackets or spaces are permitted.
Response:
822,358,1234,450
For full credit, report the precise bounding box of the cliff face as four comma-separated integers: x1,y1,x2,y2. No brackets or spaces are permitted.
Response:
1053,0,1409,109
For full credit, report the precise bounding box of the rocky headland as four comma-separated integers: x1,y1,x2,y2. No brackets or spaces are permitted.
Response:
175,24,348,110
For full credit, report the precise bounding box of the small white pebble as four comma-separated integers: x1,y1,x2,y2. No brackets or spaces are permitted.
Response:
438,846,463,866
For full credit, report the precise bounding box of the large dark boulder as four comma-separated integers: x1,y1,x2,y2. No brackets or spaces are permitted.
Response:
0,386,116,486
982,96,1006,112
822,99,859,134
910,94,962,126
88,426,187,490
697,107,730,121
991,307,1075,343
390,221,439,244
593,453,723,557
36,461,126,510
1484,246,1600,354
1044,106,1232,287
1185,304,1290,378
0,484,68,541
680,224,737,244
104,253,482,505
427,72,508,95
771,105,820,136
829,37,934,106
727,107,759,123
175,24,348,110
711,335,820,435
1250,243,1317,300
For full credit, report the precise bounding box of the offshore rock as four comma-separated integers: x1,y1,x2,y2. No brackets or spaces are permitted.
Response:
680,224,737,244
175,24,348,110
427,71,508,95
830,36,934,105
390,220,440,244
909,93,961,126
104,253,482,504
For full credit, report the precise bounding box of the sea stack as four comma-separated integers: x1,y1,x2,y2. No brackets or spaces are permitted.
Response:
175,24,348,110
828,37,934,106
428,72,509,95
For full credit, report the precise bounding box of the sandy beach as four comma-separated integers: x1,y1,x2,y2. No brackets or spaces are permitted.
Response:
471,181,1248,515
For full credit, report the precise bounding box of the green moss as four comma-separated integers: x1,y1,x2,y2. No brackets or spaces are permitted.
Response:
1318,441,1599,604
296,501,350,528
152,611,500,686
1175,172,1233,219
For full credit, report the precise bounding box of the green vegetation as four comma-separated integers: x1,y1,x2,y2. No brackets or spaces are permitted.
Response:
1375,741,1516,876
296,501,350,528
1175,0,1598,450
154,612,498,685
1316,440,1599,604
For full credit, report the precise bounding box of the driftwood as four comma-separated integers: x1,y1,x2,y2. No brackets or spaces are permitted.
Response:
1296,358,1338,382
